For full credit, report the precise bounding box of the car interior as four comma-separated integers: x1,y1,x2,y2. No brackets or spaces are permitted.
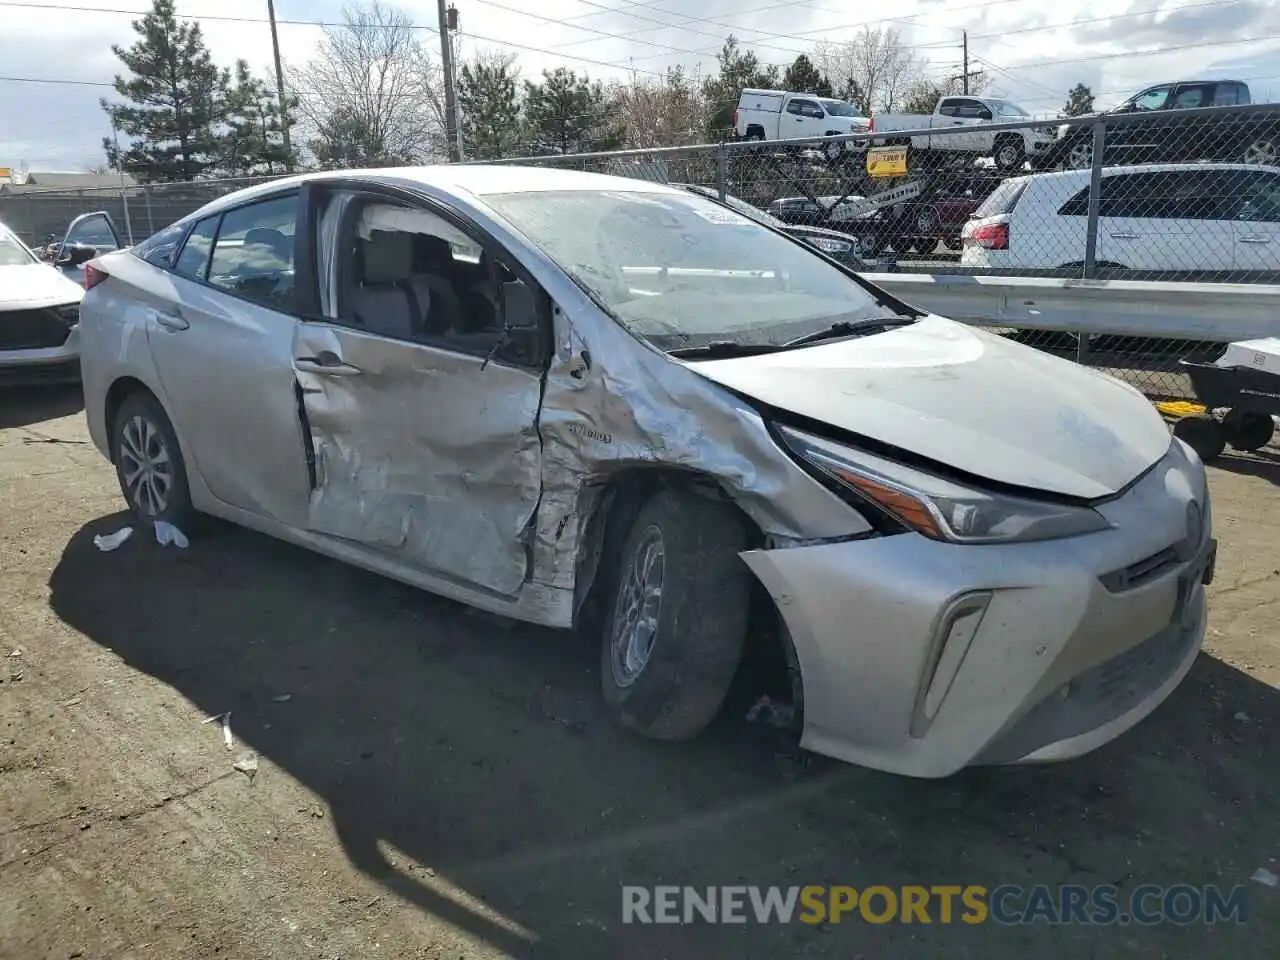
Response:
338,201,519,354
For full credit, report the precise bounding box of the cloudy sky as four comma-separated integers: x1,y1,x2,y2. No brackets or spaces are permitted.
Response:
2,0,1279,170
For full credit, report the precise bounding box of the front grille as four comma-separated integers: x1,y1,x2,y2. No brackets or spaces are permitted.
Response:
0,306,75,350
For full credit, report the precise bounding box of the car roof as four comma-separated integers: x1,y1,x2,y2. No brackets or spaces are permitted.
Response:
182,164,681,222
1018,161,1278,186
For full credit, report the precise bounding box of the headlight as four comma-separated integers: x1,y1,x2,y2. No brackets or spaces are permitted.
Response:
808,236,852,254
778,426,1112,543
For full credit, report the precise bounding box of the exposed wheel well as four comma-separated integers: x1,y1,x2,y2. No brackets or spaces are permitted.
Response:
572,466,802,727
103,376,155,458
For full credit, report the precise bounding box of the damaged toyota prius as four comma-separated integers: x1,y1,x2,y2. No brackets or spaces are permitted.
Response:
77,166,1215,777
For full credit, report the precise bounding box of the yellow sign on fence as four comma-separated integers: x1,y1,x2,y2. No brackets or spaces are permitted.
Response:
866,147,907,178
0,167,11,181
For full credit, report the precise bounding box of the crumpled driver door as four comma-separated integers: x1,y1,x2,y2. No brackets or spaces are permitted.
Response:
292,320,544,597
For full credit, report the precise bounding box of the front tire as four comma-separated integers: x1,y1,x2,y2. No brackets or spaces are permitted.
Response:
600,489,751,741
112,391,195,529
1222,408,1275,451
1243,136,1278,167
1173,414,1227,463
993,136,1026,172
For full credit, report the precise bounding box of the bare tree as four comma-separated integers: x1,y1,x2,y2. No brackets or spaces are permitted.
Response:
288,1,446,167
608,66,707,149
813,27,919,114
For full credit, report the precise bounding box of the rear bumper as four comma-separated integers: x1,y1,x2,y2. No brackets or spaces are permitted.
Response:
741,442,1212,778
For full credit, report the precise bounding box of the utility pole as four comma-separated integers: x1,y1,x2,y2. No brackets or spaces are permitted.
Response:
438,0,460,162
962,31,969,94
266,0,293,171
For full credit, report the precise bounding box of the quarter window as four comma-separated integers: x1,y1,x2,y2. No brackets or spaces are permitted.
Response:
207,195,297,311
173,216,218,281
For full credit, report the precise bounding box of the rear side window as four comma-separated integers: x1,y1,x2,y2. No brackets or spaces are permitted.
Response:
206,194,298,312
174,216,219,281
133,221,188,269
974,178,1028,217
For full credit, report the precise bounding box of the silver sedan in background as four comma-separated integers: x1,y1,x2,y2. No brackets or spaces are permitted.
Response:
76,166,1214,777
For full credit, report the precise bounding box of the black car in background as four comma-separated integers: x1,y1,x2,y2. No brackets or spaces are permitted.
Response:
678,184,867,268
1044,79,1280,171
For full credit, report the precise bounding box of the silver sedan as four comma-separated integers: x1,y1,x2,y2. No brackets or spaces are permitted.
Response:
77,166,1215,777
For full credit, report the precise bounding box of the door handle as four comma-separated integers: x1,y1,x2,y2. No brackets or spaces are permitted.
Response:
151,308,189,331
1109,232,1140,240
295,351,362,376
1239,236,1271,244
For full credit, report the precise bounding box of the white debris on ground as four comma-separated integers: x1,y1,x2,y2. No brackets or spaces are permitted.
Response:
154,521,189,548
1251,867,1279,888
93,527,134,552
232,754,260,782
201,711,234,750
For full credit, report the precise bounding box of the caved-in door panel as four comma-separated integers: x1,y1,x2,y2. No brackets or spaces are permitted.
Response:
293,322,543,596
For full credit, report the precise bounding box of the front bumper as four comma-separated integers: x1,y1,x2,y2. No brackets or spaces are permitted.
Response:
0,325,81,385
741,442,1212,778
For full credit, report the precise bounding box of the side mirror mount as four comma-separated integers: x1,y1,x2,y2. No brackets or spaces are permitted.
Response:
502,279,540,331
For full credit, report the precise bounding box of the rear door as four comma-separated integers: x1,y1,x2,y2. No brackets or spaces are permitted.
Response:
293,184,548,596
1230,168,1280,273
784,97,826,140
1108,85,1173,163
936,98,991,152
145,191,313,527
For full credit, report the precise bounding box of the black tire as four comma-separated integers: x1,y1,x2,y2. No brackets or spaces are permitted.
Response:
1222,408,1276,451
1173,414,1227,463
944,236,964,251
600,488,751,741
914,206,940,236
1243,136,1278,167
993,136,1026,172
855,230,886,258
1063,139,1093,171
112,390,196,529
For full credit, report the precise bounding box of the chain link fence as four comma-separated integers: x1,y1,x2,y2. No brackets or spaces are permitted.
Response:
5,99,1278,401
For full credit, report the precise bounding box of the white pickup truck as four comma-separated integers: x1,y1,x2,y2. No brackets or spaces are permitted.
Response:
870,95,1058,171
734,89,870,161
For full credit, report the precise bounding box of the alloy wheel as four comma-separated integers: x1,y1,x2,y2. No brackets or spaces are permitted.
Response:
119,414,173,518
610,526,666,688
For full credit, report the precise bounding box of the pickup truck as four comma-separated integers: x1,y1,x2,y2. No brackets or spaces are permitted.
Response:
1041,79,1280,170
734,89,870,161
869,95,1058,171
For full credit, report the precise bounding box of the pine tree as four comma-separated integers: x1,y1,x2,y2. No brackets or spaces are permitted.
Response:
458,54,523,160
523,68,613,155
1062,83,1096,117
783,55,824,95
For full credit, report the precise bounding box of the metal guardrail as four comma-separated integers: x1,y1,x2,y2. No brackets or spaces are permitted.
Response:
864,274,1280,341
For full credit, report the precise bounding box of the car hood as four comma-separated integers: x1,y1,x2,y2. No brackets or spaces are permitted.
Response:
688,315,1171,499
0,262,84,308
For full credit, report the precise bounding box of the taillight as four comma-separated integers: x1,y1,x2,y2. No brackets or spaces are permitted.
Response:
967,222,1009,250
84,262,108,290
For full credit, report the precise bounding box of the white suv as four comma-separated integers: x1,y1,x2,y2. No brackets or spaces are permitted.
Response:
960,163,1280,273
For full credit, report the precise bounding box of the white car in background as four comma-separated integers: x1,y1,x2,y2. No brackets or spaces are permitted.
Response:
734,88,870,161
0,220,85,385
961,162,1280,273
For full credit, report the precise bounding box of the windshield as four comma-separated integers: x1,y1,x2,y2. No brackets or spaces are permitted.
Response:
820,99,861,117
485,189,892,350
682,185,788,229
0,225,36,266
989,99,1029,118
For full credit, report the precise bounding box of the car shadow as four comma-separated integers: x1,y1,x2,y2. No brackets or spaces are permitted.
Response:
48,515,1280,958
0,384,84,429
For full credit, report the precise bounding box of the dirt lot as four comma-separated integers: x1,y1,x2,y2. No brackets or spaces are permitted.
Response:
1,385,1277,960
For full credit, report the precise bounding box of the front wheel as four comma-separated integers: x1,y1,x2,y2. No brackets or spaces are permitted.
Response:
1173,414,1227,463
112,390,196,529
1064,140,1093,170
600,489,752,741
993,136,1026,172
1243,136,1278,166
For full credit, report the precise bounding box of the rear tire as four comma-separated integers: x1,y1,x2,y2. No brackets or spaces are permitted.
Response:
993,136,1026,172
1222,408,1275,451
600,489,751,741
1173,414,1227,463
112,391,196,530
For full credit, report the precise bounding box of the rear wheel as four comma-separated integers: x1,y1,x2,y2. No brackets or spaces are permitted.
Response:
112,391,195,529
1222,408,1275,451
1064,140,1093,170
600,489,751,741
1173,414,1227,463
1243,136,1278,166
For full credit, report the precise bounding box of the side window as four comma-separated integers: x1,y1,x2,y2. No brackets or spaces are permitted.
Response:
336,198,543,364
788,98,820,117
937,101,959,117
173,216,219,281
1233,172,1280,222
207,194,297,312
785,99,806,116
1131,86,1172,111
133,221,188,269
1171,86,1210,109
65,214,119,251
1058,186,1091,217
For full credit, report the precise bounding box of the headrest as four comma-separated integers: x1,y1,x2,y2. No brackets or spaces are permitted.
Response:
361,230,413,284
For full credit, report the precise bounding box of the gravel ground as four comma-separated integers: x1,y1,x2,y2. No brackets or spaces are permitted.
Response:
1,384,1277,960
